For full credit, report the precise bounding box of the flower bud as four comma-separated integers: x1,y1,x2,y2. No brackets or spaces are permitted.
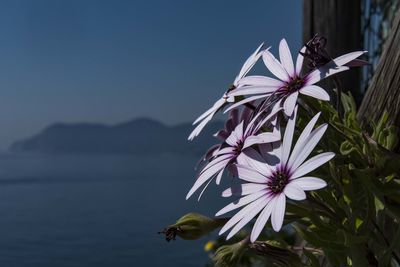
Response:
213,237,248,267
159,213,227,242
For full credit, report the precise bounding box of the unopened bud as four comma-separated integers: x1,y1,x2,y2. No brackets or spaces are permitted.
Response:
159,213,227,242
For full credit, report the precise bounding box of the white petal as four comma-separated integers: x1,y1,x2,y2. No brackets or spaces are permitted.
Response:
188,113,214,141
237,75,285,87
225,122,244,146
305,65,349,85
236,164,267,183
228,86,278,97
290,124,328,170
186,159,230,199
239,148,272,176
281,106,297,165
262,50,290,81
224,94,270,113
283,92,298,116
300,85,330,101
215,168,225,185
283,183,306,200
271,194,286,232
234,43,265,84
279,39,295,76
217,190,268,217
250,197,275,242
222,183,267,197
333,51,367,67
291,152,335,179
193,98,225,125
287,112,321,168
295,46,306,76
243,132,281,149
226,197,270,240
290,177,327,191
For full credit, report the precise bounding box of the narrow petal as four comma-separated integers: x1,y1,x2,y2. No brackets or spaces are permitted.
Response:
291,152,335,179
222,183,267,197
271,194,286,232
239,148,271,175
235,43,265,83
227,197,270,240
236,164,267,183
262,50,290,81
283,92,298,116
243,132,281,149
228,86,278,97
290,124,328,170
287,112,321,168
300,85,330,101
193,98,225,125
283,183,306,200
295,46,306,75
237,75,285,87
250,197,275,242
225,122,244,146
224,94,270,113
215,168,225,185
216,190,267,217
333,51,367,67
219,196,267,236
305,64,349,85
188,113,214,141
290,177,327,191
186,159,230,199
279,39,295,76
281,106,297,165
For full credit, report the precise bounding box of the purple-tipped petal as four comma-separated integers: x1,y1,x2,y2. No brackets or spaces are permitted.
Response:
290,177,327,191
283,92,298,116
283,183,306,200
300,85,330,101
271,193,286,232
291,152,335,179
262,50,290,81
279,39,295,76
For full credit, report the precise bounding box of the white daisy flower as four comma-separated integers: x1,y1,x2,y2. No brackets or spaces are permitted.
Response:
216,107,334,242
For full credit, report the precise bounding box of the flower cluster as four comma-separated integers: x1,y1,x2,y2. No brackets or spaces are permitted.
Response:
186,38,366,242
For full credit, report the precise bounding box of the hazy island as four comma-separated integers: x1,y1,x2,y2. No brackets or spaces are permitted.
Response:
10,118,223,155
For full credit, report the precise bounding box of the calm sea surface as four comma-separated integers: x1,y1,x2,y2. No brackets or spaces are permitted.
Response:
0,153,224,267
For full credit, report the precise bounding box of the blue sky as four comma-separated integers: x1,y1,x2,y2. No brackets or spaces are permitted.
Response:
0,0,301,148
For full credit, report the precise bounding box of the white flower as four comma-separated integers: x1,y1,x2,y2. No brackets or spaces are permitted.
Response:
186,108,281,201
188,43,266,140
226,38,366,116
216,107,334,242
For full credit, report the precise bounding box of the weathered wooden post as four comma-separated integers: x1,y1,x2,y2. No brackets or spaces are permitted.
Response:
303,0,363,104
357,10,400,151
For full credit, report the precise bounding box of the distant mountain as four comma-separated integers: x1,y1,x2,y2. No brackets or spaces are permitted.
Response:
10,118,224,155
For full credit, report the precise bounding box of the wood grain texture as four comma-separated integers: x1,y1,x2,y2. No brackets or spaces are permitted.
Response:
303,0,363,104
358,9,400,150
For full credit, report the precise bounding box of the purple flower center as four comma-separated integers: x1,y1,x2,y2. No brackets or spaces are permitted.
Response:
267,169,289,194
284,77,305,93
233,140,244,154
